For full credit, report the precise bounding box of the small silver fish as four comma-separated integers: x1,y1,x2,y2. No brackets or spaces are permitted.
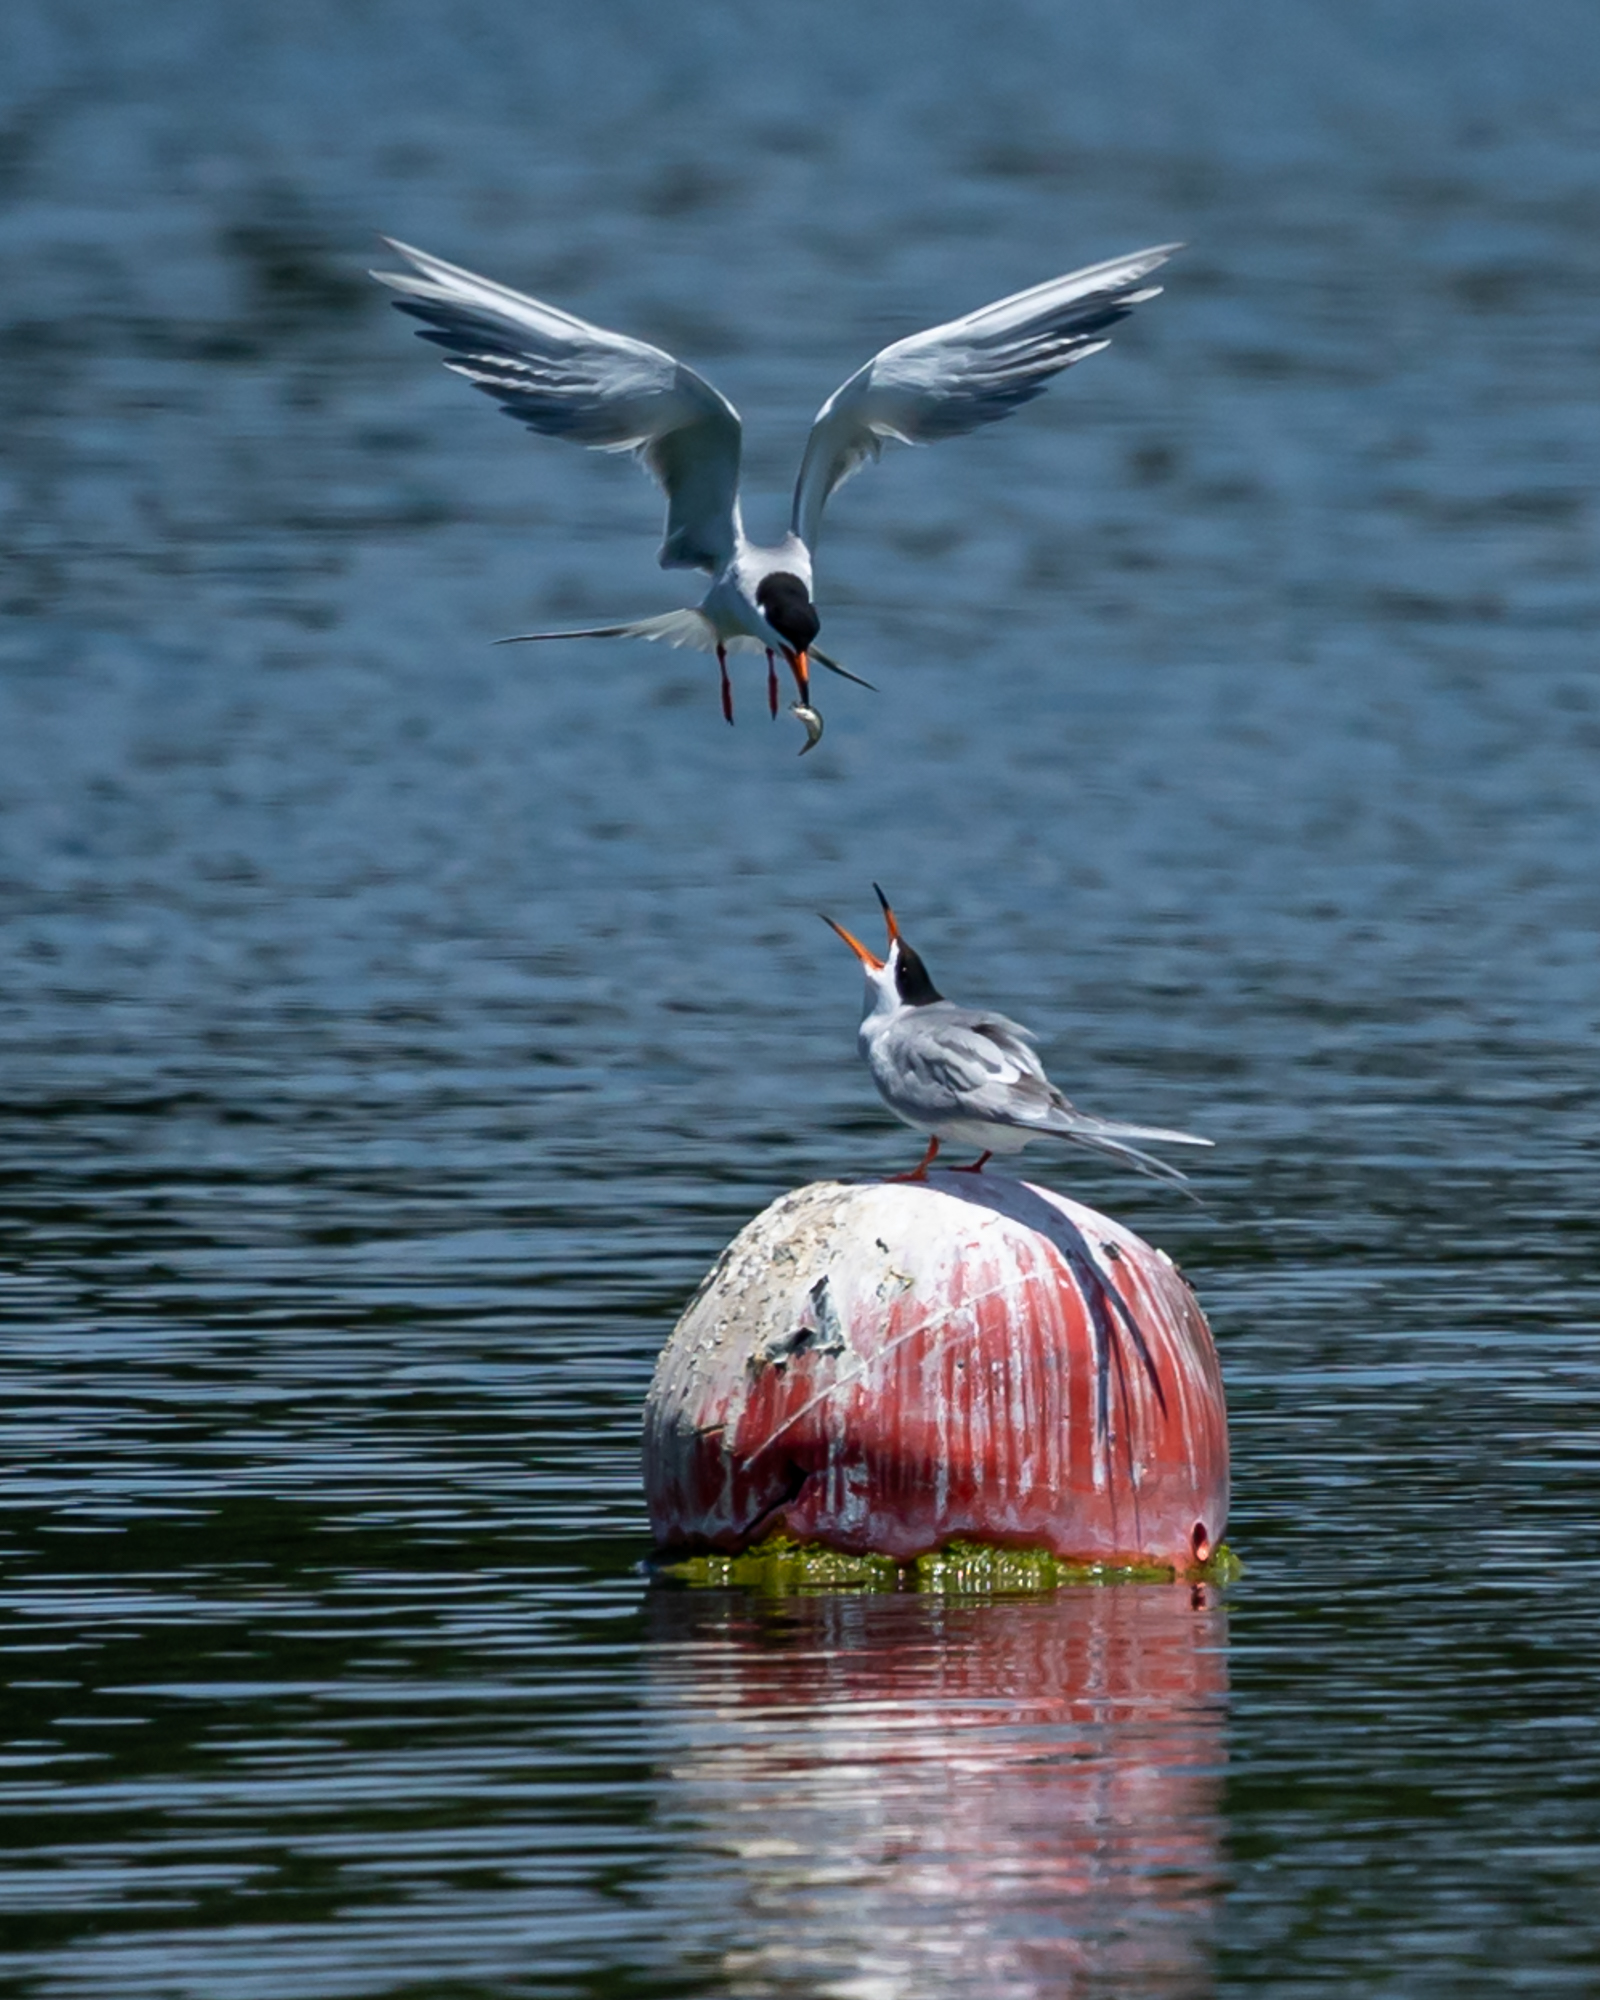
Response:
791,703,824,755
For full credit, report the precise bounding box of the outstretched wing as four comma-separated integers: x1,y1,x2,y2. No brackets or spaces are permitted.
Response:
791,244,1177,549
373,240,743,573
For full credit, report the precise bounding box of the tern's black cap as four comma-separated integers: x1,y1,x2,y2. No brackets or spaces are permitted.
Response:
891,938,943,1007
756,571,820,652
870,883,943,1006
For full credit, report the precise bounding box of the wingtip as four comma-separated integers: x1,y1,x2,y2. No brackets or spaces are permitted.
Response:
1115,242,1185,285
369,236,434,293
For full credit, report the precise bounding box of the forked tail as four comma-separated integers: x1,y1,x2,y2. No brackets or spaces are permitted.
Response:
495,609,722,651
1050,1112,1213,1196
495,614,875,688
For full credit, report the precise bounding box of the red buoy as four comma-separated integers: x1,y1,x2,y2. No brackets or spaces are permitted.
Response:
644,1175,1227,1571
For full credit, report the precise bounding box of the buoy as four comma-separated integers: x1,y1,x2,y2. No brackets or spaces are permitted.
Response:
644,1174,1228,1573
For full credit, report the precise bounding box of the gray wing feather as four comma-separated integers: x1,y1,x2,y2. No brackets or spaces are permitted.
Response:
373,240,743,573
791,244,1178,548
887,1009,1050,1111
886,1006,1211,1189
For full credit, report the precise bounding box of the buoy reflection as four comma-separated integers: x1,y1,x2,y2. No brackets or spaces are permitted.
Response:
646,1583,1228,1999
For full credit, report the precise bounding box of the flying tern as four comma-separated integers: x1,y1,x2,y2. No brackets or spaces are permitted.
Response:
824,887,1212,1189
372,239,1177,751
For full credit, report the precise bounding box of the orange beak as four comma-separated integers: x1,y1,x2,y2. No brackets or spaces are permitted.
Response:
873,883,901,948
821,915,883,970
784,648,811,703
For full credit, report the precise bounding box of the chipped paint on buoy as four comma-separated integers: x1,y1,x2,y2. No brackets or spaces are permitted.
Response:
643,1174,1228,1571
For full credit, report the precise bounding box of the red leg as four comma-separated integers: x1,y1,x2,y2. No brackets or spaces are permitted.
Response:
717,644,733,725
951,1150,992,1174
766,649,779,718
887,1136,940,1183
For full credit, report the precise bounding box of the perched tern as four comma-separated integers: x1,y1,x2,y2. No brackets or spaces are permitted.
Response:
372,239,1177,751
824,887,1212,1190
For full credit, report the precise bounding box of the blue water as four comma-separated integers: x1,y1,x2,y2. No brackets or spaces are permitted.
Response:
3,0,1600,1991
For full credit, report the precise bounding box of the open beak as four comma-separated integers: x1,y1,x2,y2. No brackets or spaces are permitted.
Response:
783,648,811,703
821,915,883,970
873,883,901,949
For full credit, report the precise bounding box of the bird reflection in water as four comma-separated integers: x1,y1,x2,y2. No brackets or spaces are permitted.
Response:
645,1582,1228,1999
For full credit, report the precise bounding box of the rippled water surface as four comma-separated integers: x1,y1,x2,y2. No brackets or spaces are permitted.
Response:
4,2,1600,1992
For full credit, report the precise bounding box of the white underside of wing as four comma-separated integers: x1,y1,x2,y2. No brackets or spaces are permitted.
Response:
373,239,745,574
790,243,1179,548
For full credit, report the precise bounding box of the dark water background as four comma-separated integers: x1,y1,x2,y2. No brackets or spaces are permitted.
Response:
3,1,1600,1992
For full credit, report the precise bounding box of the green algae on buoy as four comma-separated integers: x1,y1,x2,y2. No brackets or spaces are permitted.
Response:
655,1530,1242,1595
